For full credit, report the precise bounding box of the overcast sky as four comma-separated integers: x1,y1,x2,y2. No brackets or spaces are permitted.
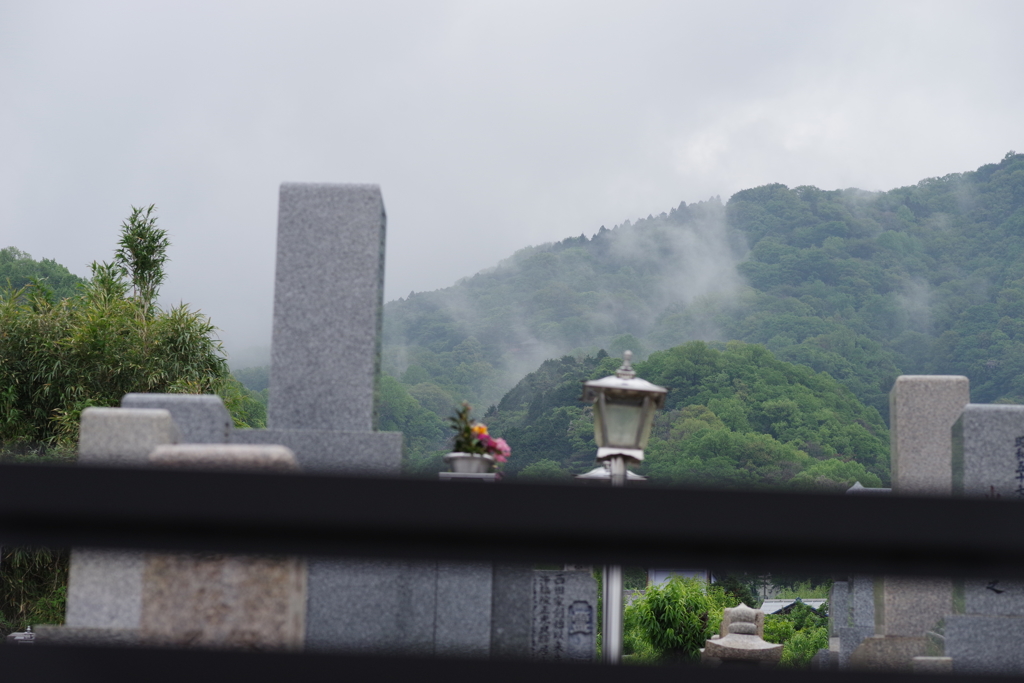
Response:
2,1,1022,366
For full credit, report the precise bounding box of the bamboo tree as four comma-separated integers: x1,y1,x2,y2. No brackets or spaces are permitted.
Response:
113,204,169,320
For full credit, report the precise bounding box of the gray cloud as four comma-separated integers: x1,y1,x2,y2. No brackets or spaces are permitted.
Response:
2,0,1022,364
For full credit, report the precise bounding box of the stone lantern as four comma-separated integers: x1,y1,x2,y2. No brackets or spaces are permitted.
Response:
580,350,667,487
578,350,667,665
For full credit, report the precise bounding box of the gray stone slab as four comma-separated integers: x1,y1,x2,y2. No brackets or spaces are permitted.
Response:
268,183,386,433
912,656,952,674
65,550,145,629
121,393,232,444
77,407,179,466
531,570,597,662
838,625,878,669
34,625,143,647
230,428,401,476
953,404,1024,616
850,574,875,628
149,444,298,472
889,375,969,496
491,564,534,660
962,578,1024,617
829,580,849,635
946,615,1024,675
879,376,966,642
139,444,306,650
878,576,950,636
954,403,1024,499
435,562,493,658
67,407,181,631
304,559,437,655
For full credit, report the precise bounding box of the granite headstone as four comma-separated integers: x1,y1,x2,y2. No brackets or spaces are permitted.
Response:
876,377,968,640
64,408,179,631
121,394,231,444
531,570,597,662
945,403,1024,674
140,444,306,650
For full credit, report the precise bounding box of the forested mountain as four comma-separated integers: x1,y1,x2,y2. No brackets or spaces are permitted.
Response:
0,247,86,300
381,151,1024,483
423,341,889,489
384,151,1024,427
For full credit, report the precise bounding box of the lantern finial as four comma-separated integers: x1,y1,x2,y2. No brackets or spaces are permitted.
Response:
615,350,636,379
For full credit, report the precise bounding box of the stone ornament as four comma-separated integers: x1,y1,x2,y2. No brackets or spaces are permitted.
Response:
702,603,782,666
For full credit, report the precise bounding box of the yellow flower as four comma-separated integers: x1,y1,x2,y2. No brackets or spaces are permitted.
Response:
472,423,489,436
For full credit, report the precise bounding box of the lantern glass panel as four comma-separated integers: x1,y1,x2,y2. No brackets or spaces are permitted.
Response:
597,396,644,448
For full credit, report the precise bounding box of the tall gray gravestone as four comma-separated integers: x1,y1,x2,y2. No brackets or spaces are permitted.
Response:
850,376,969,671
231,183,401,475
836,574,877,669
945,403,1024,675
228,184,411,652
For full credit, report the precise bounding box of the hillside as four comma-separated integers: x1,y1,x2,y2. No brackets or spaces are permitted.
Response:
471,341,888,489
0,247,86,300
383,152,1024,425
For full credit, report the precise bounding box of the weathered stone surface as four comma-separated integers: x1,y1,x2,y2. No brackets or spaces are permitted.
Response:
874,376,966,649
140,444,306,650
953,404,1024,616
77,407,179,466
304,559,436,655
720,605,764,638
267,183,386,433
912,656,953,673
878,576,950,636
149,444,297,471
230,428,400,476
531,570,597,662
829,580,849,636
946,615,1024,675
703,603,781,665
811,648,837,670
139,552,306,650
953,403,1024,500
34,626,142,647
849,635,928,672
490,564,534,659
121,393,232,444
65,550,145,630
66,407,180,631
850,574,874,628
435,562,492,658
889,375,969,495
839,626,876,669
244,184,409,654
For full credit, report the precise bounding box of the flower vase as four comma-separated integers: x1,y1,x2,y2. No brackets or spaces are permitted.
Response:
444,452,495,474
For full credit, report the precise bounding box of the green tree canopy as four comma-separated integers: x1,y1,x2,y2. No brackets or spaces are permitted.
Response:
0,208,228,447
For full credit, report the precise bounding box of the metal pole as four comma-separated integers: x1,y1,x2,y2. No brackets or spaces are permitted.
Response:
603,454,627,665
602,563,624,664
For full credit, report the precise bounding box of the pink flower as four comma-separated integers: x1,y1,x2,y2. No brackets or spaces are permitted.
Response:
494,437,511,457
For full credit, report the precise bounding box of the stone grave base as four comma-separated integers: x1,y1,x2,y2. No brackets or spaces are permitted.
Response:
849,635,928,672
946,615,1024,675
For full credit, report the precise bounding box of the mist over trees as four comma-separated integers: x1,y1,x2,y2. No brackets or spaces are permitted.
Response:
374,151,1024,483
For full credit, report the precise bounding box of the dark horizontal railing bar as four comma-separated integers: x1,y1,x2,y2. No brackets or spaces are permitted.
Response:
0,463,1017,578
0,644,1005,683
